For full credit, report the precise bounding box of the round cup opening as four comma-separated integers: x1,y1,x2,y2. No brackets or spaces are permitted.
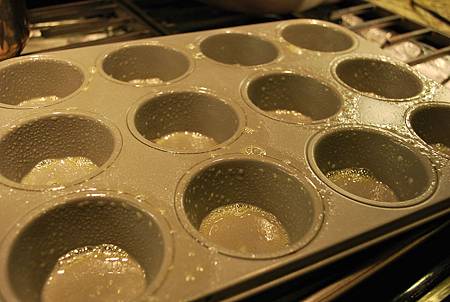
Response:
281,23,355,52
178,158,322,259
200,33,278,66
1,195,168,302
0,113,119,189
409,104,450,157
0,58,84,107
102,45,190,85
246,73,342,123
132,92,241,153
334,57,423,100
309,128,435,206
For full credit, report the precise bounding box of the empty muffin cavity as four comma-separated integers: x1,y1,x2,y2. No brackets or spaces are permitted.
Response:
334,57,423,100
281,23,355,52
409,103,450,157
200,33,278,66
0,113,120,189
176,157,323,259
0,58,84,107
102,45,190,85
131,91,242,153
308,127,436,206
0,194,170,302
246,73,342,123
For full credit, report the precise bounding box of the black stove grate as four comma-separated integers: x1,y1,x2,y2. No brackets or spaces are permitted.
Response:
127,0,286,34
23,0,287,54
23,0,158,54
296,1,450,86
25,0,449,85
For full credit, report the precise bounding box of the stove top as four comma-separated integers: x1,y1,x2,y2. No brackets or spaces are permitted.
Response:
23,0,449,88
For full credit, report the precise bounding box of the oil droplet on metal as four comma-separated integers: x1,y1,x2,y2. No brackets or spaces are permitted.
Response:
154,131,217,151
199,203,290,254
18,95,59,107
21,157,98,186
42,244,146,302
326,168,399,202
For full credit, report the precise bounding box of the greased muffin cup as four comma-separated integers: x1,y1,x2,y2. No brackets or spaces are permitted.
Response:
0,19,449,302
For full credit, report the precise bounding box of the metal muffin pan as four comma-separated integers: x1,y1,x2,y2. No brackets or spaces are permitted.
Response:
0,19,449,302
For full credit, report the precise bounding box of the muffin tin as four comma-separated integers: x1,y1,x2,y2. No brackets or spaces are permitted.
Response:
0,19,449,302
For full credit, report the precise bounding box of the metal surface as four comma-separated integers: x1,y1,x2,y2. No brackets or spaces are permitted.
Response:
129,0,280,35
0,192,172,302
393,256,450,302
21,0,449,90
1,1,446,300
238,215,449,301
308,126,436,207
22,0,156,54
0,19,449,301
408,103,450,159
297,1,450,88
0,57,84,107
21,0,280,55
